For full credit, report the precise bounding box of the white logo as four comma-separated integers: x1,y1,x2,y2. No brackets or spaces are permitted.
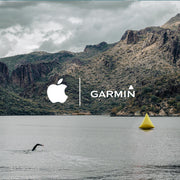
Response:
47,78,68,103
90,85,135,98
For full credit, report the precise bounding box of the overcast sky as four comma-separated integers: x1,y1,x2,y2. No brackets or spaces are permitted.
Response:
0,1,180,57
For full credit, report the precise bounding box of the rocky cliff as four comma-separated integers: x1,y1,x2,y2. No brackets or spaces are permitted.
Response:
0,62,9,85
11,61,57,87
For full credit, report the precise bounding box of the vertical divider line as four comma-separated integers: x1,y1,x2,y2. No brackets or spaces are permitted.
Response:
79,77,81,107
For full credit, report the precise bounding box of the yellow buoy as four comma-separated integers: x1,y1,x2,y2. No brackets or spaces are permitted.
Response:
139,113,154,129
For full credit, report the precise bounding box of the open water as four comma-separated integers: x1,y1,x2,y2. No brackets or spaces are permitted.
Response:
0,116,179,180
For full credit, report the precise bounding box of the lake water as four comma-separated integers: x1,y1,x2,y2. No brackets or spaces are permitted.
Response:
0,116,179,180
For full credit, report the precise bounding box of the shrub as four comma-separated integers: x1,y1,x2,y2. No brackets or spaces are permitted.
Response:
151,95,161,103
168,99,176,106
141,105,146,112
175,95,180,102
142,87,153,94
177,102,180,111
110,107,118,116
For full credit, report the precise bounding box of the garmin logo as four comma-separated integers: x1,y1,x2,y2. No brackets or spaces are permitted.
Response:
91,85,135,98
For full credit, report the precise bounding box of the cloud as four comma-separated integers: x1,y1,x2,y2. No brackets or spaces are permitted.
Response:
0,1,180,57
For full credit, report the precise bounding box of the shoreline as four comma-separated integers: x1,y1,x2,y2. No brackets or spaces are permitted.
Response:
0,114,179,117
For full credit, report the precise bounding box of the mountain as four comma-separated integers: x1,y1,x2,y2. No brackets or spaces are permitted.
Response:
162,13,180,30
0,14,180,116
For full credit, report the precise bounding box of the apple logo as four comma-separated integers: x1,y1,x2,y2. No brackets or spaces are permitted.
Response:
47,78,68,103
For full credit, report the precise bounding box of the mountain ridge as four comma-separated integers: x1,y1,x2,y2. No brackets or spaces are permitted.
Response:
162,13,180,30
